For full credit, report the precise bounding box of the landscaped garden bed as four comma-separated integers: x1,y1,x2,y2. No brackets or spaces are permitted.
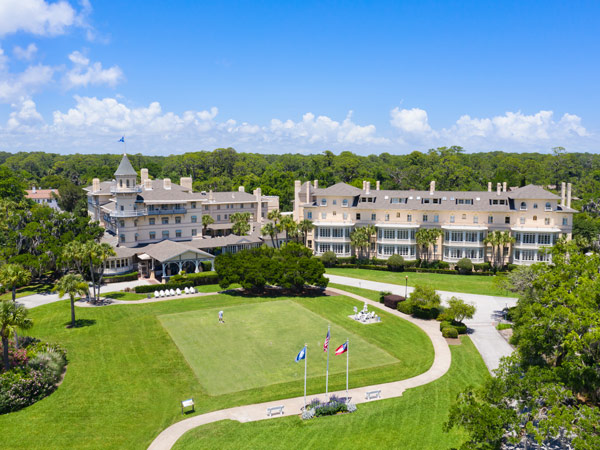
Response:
301,395,357,420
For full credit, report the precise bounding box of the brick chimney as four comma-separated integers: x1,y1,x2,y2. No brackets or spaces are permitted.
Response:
254,187,262,223
238,186,245,192
502,181,507,192
560,182,566,207
163,178,171,190
376,180,380,190
365,181,371,195
92,178,100,192
180,177,193,191
140,168,149,184
497,183,501,195
306,181,311,203
487,182,492,192
313,180,318,189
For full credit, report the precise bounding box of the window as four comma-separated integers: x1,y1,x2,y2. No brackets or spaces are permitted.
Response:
175,217,181,224
191,215,197,223
385,214,390,221
224,214,228,220
162,230,169,239
120,205,124,211
204,205,209,211
407,214,412,222
192,229,197,236
126,180,130,187
356,213,361,220
134,233,138,242
332,211,336,216
371,213,376,221
321,212,327,219
176,230,182,238
522,233,536,244
319,228,331,238
191,202,196,209
217,215,221,221
119,220,125,227
384,229,395,239
520,202,527,210
538,234,552,245
545,217,550,225
149,232,156,240
473,216,478,224
343,213,348,220
307,212,312,219
333,200,337,205
562,217,568,226
422,214,427,222
162,217,169,225
505,216,510,224
342,199,348,207
533,203,538,209
545,202,552,211
433,215,439,223
450,215,455,223
456,198,473,205
462,214,467,220
488,216,493,224
391,198,408,204
240,204,244,209
119,234,125,243
533,215,537,221
396,212,401,218
217,205,221,210
520,217,526,224
321,199,327,206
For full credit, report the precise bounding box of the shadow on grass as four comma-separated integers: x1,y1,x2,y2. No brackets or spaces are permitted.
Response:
223,286,330,299
65,319,97,329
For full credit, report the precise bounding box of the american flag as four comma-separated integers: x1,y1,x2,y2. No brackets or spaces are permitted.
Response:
323,329,330,352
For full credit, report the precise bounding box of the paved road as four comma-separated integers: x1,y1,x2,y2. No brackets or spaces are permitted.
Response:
17,279,151,309
326,274,518,372
147,286,451,450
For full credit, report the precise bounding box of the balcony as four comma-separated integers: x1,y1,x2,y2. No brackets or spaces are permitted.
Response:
148,208,187,215
110,208,148,218
110,185,142,194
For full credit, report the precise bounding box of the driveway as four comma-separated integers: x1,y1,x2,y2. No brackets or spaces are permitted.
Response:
326,274,518,373
17,279,152,309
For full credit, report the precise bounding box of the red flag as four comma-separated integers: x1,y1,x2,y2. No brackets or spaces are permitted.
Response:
335,341,348,355
323,329,330,352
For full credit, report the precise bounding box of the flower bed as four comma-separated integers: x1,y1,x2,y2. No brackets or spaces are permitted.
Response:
0,338,67,414
302,395,357,420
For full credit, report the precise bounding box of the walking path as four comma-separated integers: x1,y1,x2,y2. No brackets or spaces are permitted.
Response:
326,274,518,372
76,291,217,307
147,287,451,450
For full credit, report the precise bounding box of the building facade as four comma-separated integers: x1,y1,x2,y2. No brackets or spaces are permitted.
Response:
293,179,576,265
26,187,60,210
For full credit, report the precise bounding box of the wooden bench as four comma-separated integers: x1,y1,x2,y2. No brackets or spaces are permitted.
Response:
181,398,195,414
266,405,285,417
365,390,381,400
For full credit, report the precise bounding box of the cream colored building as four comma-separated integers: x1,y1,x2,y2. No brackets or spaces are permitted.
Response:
293,179,576,265
85,154,279,248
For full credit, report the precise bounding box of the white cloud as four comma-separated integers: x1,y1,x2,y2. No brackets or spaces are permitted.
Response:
63,51,124,89
13,43,38,61
0,0,76,37
0,64,54,102
7,98,44,131
390,107,434,134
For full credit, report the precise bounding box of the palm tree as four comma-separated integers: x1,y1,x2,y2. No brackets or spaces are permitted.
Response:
498,231,516,267
280,216,297,243
261,222,278,248
83,242,116,303
483,231,502,268
230,212,252,236
0,264,32,302
298,219,314,246
416,229,443,263
364,225,376,260
0,300,33,371
55,274,89,328
350,227,369,260
267,209,282,227
202,214,215,237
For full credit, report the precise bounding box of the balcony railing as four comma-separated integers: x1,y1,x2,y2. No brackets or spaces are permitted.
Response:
148,208,187,215
110,209,148,218
110,185,142,194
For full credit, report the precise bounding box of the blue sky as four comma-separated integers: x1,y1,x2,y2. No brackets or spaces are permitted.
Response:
0,0,598,155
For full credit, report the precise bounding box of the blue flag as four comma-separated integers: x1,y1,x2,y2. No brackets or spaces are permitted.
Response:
295,346,306,362
118,136,125,142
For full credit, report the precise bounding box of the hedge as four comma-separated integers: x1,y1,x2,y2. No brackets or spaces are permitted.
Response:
440,320,467,334
104,271,138,283
134,272,219,293
442,327,459,338
383,295,405,309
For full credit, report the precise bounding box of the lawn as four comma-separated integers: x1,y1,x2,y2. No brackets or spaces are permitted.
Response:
327,267,515,297
0,281,55,300
172,336,489,450
102,284,239,301
159,301,398,394
0,291,433,450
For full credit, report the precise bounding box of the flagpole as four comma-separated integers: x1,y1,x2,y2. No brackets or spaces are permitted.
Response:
325,324,330,399
346,338,349,403
304,344,307,409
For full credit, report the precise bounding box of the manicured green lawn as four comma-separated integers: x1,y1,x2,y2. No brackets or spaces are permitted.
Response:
327,267,515,297
103,291,149,301
160,301,398,394
173,336,488,450
0,281,55,300
0,291,432,450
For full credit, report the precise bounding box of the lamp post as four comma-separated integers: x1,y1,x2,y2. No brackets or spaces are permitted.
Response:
405,275,408,298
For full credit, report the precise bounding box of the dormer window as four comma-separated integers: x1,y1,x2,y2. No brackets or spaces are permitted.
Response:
321,199,327,206
520,202,527,210
545,202,552,211
342,199,348,207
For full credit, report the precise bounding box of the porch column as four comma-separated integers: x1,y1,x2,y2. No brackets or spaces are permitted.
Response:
211,259,215,271
162,263,166,277
178,262,183,272
194,261,199,273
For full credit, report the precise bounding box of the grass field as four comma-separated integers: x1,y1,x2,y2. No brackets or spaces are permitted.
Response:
0,291,433,450
159,301,398,394
326,267,515,297
173,336,489,450
0,281,55,300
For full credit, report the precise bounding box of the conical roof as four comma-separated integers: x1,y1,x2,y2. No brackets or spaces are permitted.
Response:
114,153,137,176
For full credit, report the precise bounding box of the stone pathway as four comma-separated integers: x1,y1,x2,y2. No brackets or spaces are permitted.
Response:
147,287,451,450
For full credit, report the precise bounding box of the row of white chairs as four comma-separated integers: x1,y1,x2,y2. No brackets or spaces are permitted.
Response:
153,287,198,298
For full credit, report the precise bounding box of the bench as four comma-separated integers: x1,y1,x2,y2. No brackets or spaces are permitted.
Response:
266,405,285,417
181,398,194,414
365,390,381,400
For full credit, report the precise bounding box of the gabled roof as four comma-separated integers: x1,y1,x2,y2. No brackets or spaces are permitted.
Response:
508,184,559,200
139,240,214,262
114,154,137,177
317,182,364,196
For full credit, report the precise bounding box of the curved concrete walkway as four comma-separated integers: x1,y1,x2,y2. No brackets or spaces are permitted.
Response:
326,274,518,372
147,287,451,450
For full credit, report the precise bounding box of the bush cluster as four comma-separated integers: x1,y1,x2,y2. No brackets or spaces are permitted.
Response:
442,327,459,338
456,258,473,274
134,272,219,293
400,284,442,320
0,340,67,414
439,321,468,335
104,271,138,283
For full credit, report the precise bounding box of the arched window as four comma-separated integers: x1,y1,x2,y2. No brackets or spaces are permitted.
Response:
520,202,527,210
119,179,123,187
126,179,130,187
545,202,552,211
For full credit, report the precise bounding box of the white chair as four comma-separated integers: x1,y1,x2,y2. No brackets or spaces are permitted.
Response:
159,290,165,297
176,288,181,295
184,287,190,294
170,289,176,296
154,291,159,298
191,287,197,294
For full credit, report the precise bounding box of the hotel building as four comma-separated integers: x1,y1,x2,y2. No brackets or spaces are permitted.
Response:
293,179,576,265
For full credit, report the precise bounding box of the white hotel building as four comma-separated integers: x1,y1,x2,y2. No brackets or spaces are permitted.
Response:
293,179,576,265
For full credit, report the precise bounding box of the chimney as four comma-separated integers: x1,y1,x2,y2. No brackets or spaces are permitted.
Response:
306,181,311,203
209,189,214,202
376,180,380,191
497,183,501,195
140,168,149,184
163,178,171,190
294,180,301,221
254,187,262,223
92,178,100,192
238,186,245,193
487,182,492,192
314,180,318,189
143,179,152,190
502,182,507,192
31,186,37,193
429,180,435,195
365,181,371,195
561,182,566,206
566,183,572,208
180,177,193,191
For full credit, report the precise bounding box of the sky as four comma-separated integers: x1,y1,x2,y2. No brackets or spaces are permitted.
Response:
0,0,598,156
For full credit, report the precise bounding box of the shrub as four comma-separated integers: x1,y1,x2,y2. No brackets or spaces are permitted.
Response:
406,284,441,319
337,256,356,265
200,261,213,272
437,261,450,269
379,291,391,303
320,251,338,268
397,301,413,315
444,297,476,322
104,271,138,283
452,321,468,334
440,321,452,331
442,327,459,338
504,306,517,322
403,260,418,268
383,294,405,309
386,254,405,271
370,258,386,266
308,395,350,418
456,258,473,274
507,264,518,272
496,323,512,331
134,272,219,293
